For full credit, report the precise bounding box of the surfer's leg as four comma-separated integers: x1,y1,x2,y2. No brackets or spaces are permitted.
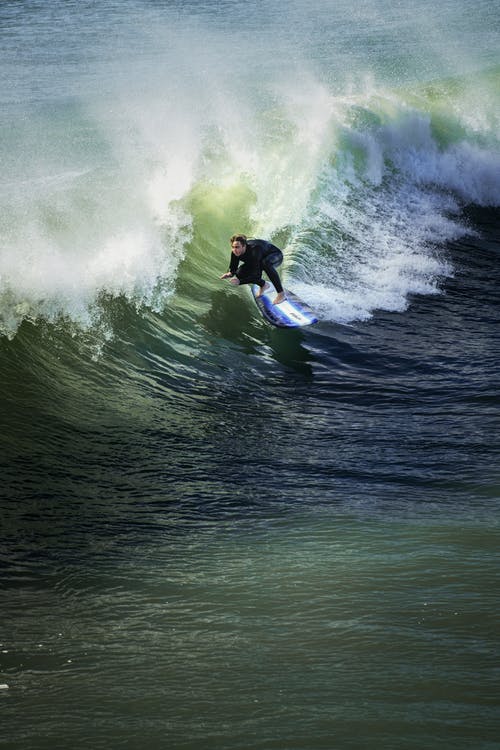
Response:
263,250,283,269
255,280,270,298
235,270,269,296
262,251,284,295
263,263,283,290
262,258,285,303
236,270,261,286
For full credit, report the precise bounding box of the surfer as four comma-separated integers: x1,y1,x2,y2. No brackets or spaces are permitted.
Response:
220,234,286,305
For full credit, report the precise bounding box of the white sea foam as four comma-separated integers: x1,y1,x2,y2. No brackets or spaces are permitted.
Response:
285,89,499,324
0,3,498,336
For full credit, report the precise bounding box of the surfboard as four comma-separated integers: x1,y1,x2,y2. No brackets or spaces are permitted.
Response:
251,283,318,328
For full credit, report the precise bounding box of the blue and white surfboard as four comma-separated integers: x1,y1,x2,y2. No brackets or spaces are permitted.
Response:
251,283,318,328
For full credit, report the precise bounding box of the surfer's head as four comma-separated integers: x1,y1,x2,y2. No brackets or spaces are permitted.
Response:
230,234,247,256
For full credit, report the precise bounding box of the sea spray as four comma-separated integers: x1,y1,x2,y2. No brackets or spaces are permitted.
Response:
0,3,498,338
287,87,500,323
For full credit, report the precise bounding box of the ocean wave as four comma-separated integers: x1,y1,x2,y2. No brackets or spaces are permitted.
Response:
0,63,498,338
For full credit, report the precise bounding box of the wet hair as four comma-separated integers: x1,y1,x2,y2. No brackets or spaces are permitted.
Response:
230,234,247,246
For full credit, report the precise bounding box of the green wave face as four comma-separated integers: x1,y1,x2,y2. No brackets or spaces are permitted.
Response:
0,2,498,340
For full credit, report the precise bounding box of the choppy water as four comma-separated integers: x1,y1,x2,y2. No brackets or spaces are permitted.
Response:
1,1,499,748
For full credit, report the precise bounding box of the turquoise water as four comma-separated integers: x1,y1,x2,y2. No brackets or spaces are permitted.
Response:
1,1,499,748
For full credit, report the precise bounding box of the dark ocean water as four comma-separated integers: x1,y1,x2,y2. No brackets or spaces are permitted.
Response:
1,2,499,748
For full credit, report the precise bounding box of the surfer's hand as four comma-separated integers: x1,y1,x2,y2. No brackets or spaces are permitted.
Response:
220,272,233,279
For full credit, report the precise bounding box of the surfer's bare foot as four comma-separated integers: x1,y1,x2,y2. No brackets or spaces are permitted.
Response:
273,292,286,305
256,282,270,298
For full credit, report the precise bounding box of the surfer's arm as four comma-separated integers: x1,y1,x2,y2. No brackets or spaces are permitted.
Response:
228,252,240,275
220,252,240,279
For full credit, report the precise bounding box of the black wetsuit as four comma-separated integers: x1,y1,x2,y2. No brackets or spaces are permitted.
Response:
228,239,284,293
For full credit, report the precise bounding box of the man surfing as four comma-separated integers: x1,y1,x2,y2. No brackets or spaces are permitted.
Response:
220,234,286,305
